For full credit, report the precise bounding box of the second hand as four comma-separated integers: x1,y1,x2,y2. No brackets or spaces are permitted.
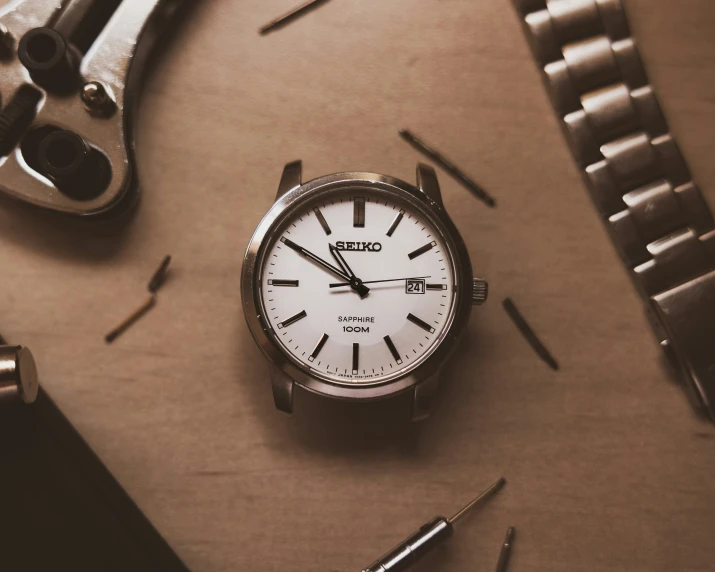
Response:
330,276,431,288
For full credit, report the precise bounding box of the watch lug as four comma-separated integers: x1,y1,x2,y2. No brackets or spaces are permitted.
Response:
411,372,441,421
416,163,443,207
275,160,302,201
268,363,294,414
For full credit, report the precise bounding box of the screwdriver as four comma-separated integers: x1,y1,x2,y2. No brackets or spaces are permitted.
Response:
361,477,506,572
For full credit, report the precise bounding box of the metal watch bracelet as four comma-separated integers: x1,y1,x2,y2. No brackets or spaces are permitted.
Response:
513,0,715,421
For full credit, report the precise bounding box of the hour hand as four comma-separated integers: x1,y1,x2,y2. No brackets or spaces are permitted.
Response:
329,244,370,298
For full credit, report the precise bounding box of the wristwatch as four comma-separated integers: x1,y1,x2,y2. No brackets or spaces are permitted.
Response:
513,0,715,420
241,161,488,420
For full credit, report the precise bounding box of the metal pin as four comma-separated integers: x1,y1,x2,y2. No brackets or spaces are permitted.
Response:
502,297,559,370
399,129,496,208
105,295,156,344
148,255,172,293
495,526,515,572
449,477,506,524
259,0,332,35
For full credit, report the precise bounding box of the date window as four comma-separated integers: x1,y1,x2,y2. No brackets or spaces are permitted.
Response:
406,279,425,294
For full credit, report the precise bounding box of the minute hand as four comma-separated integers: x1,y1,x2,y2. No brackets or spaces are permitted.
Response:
330,276,431,288
281,238,350,281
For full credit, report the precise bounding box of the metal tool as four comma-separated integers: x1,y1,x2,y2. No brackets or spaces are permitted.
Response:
148,254,172,293
399,129,496,208
494,526,515,572
502,297,559,371
0,0,188,216
105,295,156,343
105,255,172,343
361,477,506,572
0,341,39,405
259,0,332,35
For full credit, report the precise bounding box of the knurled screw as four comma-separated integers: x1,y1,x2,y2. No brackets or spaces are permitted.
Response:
81,81,116,116
472,278,488,305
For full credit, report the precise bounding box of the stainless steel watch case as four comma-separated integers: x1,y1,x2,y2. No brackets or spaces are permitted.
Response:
241,161,477,421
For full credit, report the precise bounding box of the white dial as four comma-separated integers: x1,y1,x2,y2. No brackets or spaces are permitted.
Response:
259,186,456,385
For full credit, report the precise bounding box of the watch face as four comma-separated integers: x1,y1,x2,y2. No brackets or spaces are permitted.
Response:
256,182,458,386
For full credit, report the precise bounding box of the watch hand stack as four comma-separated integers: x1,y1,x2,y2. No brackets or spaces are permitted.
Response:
330,276,431,288
281,237,349,281
329,244,369,298
281,237,370,298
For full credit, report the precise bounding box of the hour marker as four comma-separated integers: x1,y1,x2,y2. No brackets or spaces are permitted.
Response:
309,333,328,362
383,335,403,365
352,343,359,374
408,241,437,260
314,208,332,235
277,310,307,329
268,279,299,287
354,197,365,227
386,210,405,237
407,313,435,334
426,283,447,291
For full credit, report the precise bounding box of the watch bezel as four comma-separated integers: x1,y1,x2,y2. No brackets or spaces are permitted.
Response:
241,171,474,402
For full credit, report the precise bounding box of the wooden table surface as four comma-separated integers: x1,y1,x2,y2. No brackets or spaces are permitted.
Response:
2,1,714,570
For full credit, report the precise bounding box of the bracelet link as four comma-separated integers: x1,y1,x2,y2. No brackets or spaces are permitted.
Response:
635,229,714,297
650,270,715,421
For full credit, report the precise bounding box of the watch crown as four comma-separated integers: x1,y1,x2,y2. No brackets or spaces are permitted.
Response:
0,345,39,404
472,278,488,305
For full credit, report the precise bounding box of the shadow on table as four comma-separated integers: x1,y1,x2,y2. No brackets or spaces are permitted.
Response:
242,321,496,459
0,185,138,263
